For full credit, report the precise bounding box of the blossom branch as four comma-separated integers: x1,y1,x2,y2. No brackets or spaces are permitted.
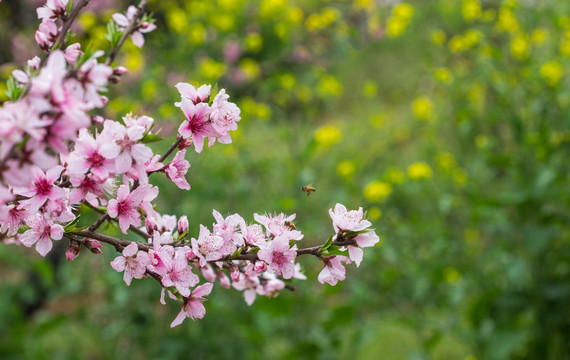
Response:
54,0,91,50
105,0,149,66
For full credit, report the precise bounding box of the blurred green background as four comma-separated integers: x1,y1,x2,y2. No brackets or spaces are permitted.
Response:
1,0,570,359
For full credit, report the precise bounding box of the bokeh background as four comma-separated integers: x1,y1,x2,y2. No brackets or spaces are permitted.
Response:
1,0,570,359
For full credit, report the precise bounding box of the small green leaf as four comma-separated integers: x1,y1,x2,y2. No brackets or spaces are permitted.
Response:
319,235,334,254
141,133,164,144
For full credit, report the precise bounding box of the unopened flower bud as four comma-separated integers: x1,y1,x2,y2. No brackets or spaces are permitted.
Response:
186,250,196,261
218,272,231,289
113,66,128,76
27,56,41,70
254,260,267,273
178,137,193,150
145,217,157,235
64,43,82,64
66,244,81,261
229,265,241,282
178,215,189,234
84,239,103,254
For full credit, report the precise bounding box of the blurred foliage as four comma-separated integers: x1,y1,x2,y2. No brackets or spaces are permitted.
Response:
1,0,570,359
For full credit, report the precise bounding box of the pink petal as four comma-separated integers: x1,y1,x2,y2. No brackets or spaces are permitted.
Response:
131,31,144,48
348,245,364,267
192,282,213,298
187,300,206,320
112,13,129,27
35,236,53,257
50,224,64,240
111,256,126,272
123,242,138,257
170,309,187,327
115,151,133,173
107,199,119,218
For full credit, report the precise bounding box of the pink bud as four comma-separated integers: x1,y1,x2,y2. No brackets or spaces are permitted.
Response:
217,271,231,289
229,265,241,282
84,239,103,254
178,137,193,149
178,215,189,234
27,56,41,70
254,260,267,273
113,66,128,76
64,43,82,64
66,244,81,261
145,217,157,235
92,115,105,125
186,250,196,261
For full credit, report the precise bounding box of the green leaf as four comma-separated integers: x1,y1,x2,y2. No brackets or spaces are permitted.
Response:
141,133,164,144
319,235,334,254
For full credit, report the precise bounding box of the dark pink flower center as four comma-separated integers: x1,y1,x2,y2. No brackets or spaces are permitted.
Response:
35,178,53,196
88,151,106,168
272,251,287,266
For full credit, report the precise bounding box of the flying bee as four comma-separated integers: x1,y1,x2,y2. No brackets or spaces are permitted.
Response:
301,185,316,197
284,221,297,230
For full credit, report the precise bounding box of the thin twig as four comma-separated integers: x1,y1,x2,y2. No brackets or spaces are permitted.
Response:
83,201,150,239
105,0,149,66
54,0,91,50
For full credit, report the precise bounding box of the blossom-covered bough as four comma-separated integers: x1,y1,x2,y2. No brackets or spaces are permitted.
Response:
0,0,380,327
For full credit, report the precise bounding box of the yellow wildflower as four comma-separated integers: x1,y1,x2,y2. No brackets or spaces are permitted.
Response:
407,162,433,180
412,97,433,121
315,125,342,148
540,61,563,86
363,181,393,203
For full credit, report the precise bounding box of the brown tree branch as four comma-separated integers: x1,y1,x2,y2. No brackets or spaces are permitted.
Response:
54,0,91,50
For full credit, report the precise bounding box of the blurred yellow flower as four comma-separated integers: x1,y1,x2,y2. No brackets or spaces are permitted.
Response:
125,50,144,73
462,0,482,23
394,3,414,20
434,67,453,83
79,12,97,30
368,207,382,220
453,168,468,185
385,167,405,184
287,8,304,24
412,96,433,121
444,267,462,284
482,9,496,23
386,3,414,38
363,80,377,98
337,161,356,178
315,125,342,148
200,58,226,80
370,114,385,128
496,8,519,34
317,75,343,97
540,61,563,86
188,24,205,45
279,73,296,90
239,58,260,80
531,28,548,45
214,14,235,32
510,34,529,60
407,162,433,180
431,30,447,45
245,33,263,53
363,181,392,203
141,79,156,101
475,134,489,149
167,9,188,34
436,152,456,171
259,0,286,19
560,30,570,56
274,22,289,40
